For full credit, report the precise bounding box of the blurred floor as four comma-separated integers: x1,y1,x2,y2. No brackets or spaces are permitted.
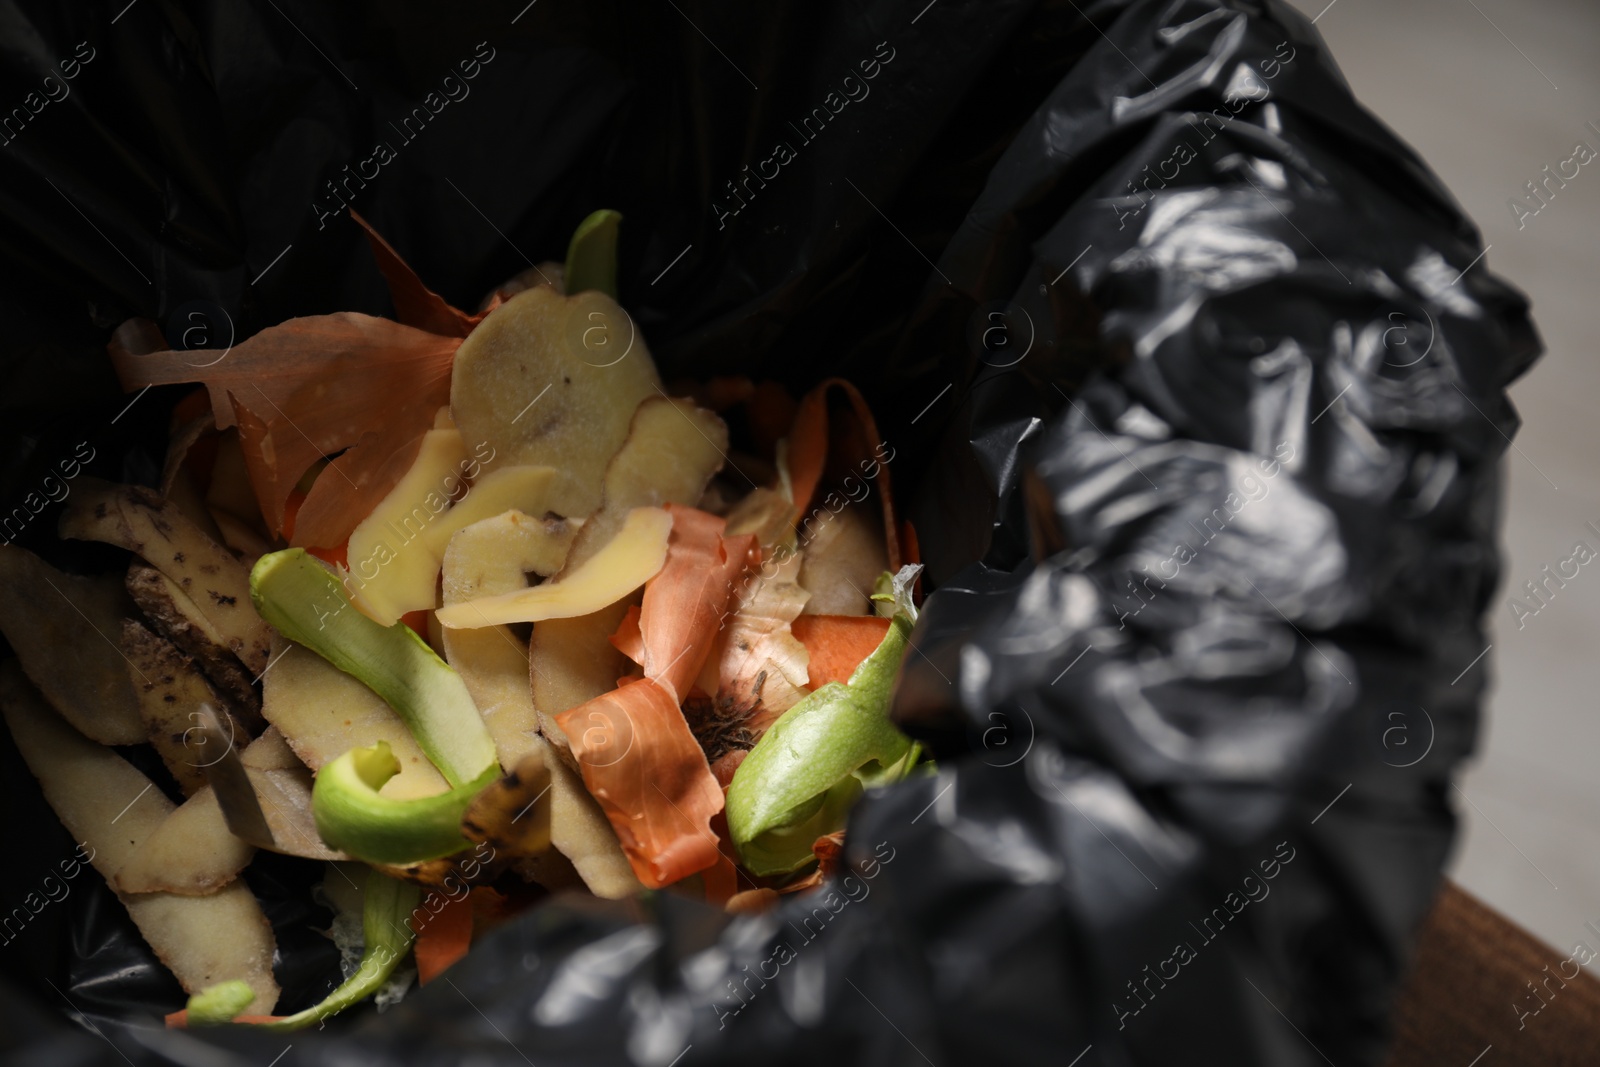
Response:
1285,0,1600,954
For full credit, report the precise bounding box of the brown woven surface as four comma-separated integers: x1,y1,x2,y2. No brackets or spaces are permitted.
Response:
1387,882,1600,1066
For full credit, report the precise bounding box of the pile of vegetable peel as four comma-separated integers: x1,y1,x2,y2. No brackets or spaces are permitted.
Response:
1,208,928,1033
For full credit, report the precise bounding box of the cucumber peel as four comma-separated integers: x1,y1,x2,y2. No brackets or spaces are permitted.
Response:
263,868,420,1030
250,548,497,789
564,209,622,299
313,741,497,864
183,980,255,1025
726,566,926,876
182,868,420,1030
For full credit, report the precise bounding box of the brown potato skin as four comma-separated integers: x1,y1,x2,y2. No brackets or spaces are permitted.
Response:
126,562,263,726
120,619,246,797
60,478,272,674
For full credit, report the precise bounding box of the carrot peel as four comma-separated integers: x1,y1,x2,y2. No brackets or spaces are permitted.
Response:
411,890,474,985
555,677,723,889
791,614,892,688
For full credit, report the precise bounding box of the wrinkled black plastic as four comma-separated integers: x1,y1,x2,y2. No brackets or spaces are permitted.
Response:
0,0,1539,1064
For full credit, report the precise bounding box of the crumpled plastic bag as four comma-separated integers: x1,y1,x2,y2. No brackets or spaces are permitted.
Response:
0,0,1539,1063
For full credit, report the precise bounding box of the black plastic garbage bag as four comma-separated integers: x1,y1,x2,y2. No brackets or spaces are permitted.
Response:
0,0,1540,1064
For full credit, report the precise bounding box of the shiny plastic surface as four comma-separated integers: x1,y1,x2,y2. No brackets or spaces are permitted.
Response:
0,0,1539,1063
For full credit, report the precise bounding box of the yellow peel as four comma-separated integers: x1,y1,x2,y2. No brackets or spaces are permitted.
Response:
343,427,468,625
437,507,671,628
420,464,585,558
440,509,576,766
345,442,584,627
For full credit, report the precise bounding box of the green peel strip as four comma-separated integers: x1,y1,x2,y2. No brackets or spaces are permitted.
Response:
184,980,255,1025
249,549,497,789
313,742,496,865
185,868,421,1030
564,209,622,299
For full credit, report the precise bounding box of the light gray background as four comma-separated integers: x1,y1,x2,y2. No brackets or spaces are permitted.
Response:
1284,0,1600,953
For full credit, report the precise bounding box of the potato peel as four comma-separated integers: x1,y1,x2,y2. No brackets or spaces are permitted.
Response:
60,479,272,674
559,396,729,575
126,562,262,723
259,637,450,801
449,285,662,517
0,661,279,1013
241,742,351,862
0,546,144,745
797,503,890,616
344,426,469,624
440,510,640,897
115,788,255,896
120,619,243,797
441,509,576,766
530,600,635,771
